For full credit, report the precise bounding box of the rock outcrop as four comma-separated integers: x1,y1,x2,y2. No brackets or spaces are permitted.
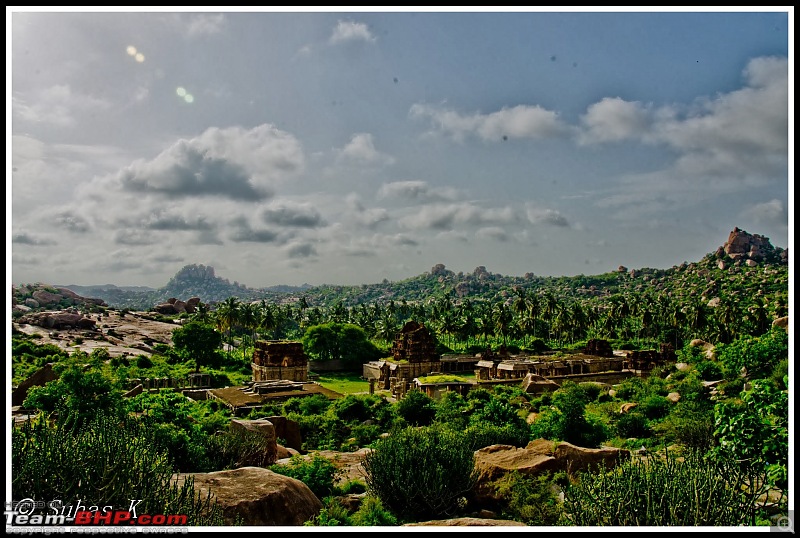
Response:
178,467,322,526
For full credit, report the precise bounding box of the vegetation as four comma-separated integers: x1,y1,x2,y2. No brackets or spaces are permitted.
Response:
10,231,790,527
362,425,478,522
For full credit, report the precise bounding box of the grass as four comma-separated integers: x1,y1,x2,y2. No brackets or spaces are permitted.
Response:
315,371,371,395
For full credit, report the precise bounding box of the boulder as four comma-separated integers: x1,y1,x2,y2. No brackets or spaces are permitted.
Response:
619,403,638,414
552,441,630,476
229,419,278,467
264,415,303,451
178,467,322,525
772,316,788,331
472,443,559,505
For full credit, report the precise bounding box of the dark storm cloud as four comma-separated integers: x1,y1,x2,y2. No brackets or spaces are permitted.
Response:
286,242,318,259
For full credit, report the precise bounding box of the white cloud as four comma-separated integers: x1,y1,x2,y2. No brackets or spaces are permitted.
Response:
410,103,571,142
186,13,226,37
399,202,516,231
330,20,376,44
577,97,652,145
337,133,395,166
13,85,111,127
476,227,509,242
109,124,305,201
378,180,460,202
525,204,571,227
742,199,787,226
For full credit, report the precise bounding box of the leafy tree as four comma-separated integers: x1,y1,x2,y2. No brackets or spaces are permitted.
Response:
23,362,123,429
172,320,223,372
715,328,788,380
302,322,383,367
713,379,788,497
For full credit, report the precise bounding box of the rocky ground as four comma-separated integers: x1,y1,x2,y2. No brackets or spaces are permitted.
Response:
14,310,179,358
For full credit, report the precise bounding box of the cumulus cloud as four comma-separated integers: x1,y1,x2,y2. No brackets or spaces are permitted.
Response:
261,201,324,228
330,20,376,44
399,202,516,231
742,199,787,225
525,204,571,227
378,180,460,202
577,97,652,145
650,56,788,179
410,103,571,142
286,242,318,259
337,133,395,166
111,124,304,201
476,227,509,241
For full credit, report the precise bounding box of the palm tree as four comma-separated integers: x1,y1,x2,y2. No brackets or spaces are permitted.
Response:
239,301,258,361
217,296,241,361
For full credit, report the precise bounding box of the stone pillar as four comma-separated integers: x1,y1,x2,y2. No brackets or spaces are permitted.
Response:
369,379,375,395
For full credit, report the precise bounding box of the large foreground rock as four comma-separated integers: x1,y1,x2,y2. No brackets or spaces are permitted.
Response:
471,439,629,506
178,467,322,525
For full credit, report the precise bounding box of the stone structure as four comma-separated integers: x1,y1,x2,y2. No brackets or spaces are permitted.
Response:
251,340,309,382
391,320,438,362
363,321,442,398
622,343,676,372
585,339,614,357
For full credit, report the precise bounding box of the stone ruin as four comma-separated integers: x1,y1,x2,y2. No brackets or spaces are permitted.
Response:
251,340,309,382
391,321,439,363
585,339,614,357
623,343,676,372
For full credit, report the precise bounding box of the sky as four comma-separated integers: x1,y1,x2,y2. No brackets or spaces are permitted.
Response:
8,7,793,289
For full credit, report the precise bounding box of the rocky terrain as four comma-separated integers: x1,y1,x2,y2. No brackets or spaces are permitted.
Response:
14,309,178,358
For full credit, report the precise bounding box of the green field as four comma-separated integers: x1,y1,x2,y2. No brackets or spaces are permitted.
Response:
314,371,370,394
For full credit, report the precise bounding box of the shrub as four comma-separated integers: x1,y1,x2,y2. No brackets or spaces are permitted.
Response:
350,496,399,526
695,360,723,381
204,427,277,471
563,449,776,525
464,422,529,450
615,412,651,439
12,411,224,525
639,395,671,420
136,355,154,369
270,454,341,500
394,389,436,427
493,471,564,525
362,425,477,522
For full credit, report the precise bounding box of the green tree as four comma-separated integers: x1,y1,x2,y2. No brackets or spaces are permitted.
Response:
302,322,383,367
172,320,223,372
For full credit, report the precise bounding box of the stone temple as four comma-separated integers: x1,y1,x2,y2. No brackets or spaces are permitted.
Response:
251,340,309,382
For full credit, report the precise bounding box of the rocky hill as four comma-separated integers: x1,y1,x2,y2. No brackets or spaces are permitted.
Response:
12,227,788,313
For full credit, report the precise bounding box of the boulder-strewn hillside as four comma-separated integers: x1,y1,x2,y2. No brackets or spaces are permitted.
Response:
13,227,788,314
12,284,107,315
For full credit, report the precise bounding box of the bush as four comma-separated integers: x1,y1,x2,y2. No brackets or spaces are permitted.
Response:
615,412,651,439
639,395,671,420
563,449,776,525
493,471,564,525
270,454,341,500
204,427,277,471
695,360,723,381
12,411,224,525
464,422,529,450
362,425,477,522
394,389,436,427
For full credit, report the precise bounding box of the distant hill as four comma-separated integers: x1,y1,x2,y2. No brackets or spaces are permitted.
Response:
17,227,787,313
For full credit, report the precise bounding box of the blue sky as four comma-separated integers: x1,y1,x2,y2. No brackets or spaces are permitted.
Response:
8,8,792,288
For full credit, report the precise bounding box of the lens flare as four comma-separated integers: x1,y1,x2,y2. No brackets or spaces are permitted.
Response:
135,53,145,63
126,46,137,56
184,94,194,103
176,87,187,97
